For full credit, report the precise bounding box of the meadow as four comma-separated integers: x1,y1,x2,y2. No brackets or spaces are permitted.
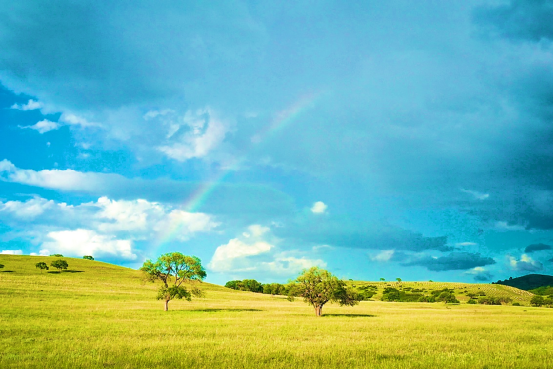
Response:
0,255,552,369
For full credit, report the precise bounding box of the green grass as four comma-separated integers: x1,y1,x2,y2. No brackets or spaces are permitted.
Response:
1,255,552,368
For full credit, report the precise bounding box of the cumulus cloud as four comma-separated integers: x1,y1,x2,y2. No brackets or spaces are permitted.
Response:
0,196,218,259
524,243,551,253
59,112,100,128
208,224,325,276
42,229,136,261
20,119,61,134
10,99,42,110
403,252,496,272
0,249,23,255
208,238,273,272
310,201,328,214
508,254,543,272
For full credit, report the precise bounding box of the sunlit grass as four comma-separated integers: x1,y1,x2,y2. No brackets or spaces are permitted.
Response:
0,255,551,368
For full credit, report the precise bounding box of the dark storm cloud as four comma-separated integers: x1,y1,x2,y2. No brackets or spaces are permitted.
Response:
402,252,496,272
473,271,493,282
473,0,553,42
524,243,552,253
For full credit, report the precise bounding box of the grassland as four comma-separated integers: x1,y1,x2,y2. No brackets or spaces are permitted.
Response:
0,255,552,369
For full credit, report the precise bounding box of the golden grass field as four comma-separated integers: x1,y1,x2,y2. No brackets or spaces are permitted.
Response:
0,255,552,369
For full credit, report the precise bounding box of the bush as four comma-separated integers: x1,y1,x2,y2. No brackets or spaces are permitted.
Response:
478,297,501,305
512,302,521,306
50,254,63,257
467,299,477,304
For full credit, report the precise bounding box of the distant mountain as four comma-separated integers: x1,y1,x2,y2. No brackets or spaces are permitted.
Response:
492,274,553,291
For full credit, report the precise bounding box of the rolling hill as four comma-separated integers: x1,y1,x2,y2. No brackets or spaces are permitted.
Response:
492,274,553,291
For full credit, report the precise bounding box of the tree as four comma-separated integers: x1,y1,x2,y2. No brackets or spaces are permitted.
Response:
51,260,68,273
83,255,94,260
50,254,63,257
530,295,544,307
140,252,206,311
287,267,361,317
35,262,49,273
380,277,385,282
396,277,402,283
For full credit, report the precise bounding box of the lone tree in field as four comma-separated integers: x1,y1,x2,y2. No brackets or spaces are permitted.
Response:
288,267,361,317
140,252,206,311
51,259,68,273
83,255,94,260
35,262,49,273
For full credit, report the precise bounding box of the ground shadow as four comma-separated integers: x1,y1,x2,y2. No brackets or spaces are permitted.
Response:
47,270,84,274
0,270,14,273
322,314,376,318
188,308,263,313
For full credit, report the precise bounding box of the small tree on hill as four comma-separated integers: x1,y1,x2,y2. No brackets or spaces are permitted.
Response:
287,267,361,317
50,254,63,257
35,262,49,273
83,255,94,260
51,260,68,273
140,252,206,311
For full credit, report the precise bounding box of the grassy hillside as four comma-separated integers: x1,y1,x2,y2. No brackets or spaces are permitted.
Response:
350,280,535,304
493,274,553,291
0,255,552,369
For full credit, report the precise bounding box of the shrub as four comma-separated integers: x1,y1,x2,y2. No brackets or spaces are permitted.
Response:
467,299,477,304
512,302,521,306
50,254,63,257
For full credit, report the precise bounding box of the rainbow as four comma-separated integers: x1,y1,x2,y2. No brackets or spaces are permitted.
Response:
156,91,322,246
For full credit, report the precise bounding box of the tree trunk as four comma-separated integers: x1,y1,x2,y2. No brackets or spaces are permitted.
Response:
164,299,169,311
314,305,323,317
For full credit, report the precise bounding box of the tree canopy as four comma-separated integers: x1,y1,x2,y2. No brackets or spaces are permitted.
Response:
51,260,68,273
140,252,206,311
35,262,49,273
83,255,94,260
288,267,361,316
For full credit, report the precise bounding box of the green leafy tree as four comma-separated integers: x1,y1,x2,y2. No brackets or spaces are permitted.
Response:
379,277,385,282
396,277,402,282
35,262,49,273
530,295,544,307
287,267,361,317
141,252,206,311
51,260,68,273
83,255,94,260
50,254,63,257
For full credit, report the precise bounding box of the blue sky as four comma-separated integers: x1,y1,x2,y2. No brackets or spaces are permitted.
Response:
0,0,551,285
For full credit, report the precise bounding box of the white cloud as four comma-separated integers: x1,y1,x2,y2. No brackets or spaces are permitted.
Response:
461,188,489,200
465,266,485,274
20,119,60,134
42,229,137,260
508,254,543,272
59,112,100,128
0,197,57,219
11,99,42,111
260,254,326,275
143,109,174,120
0,249,23,255
0,159,121,192
0,195,218,258
310,201,328,214
455,242,477,247
208,238,273,272
371,250,394,262
30,249,50,256
157,108,230,161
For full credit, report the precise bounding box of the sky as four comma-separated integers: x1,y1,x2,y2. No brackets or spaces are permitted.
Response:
0,0,552,285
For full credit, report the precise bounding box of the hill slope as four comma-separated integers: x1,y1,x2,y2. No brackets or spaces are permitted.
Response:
493,274,553,291
0,255,552,369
